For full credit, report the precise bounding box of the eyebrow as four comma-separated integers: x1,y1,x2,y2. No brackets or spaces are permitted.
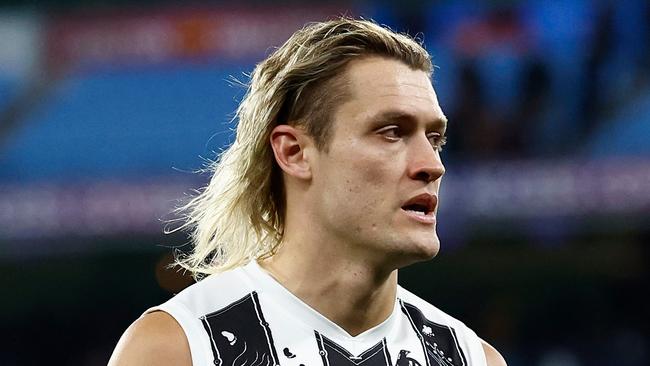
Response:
374,110,448,131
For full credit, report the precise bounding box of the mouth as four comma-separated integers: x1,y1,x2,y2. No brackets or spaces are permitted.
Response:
401,193,437,224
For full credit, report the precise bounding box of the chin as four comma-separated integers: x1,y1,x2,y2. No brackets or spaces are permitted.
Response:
390,236,440,269
414,239,440,260
411,229,441,256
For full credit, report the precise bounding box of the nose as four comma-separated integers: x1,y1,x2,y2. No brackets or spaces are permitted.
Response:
407,134,445,183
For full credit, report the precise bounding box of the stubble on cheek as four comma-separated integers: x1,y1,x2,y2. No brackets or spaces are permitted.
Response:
350,162,393,233
327,140,397,238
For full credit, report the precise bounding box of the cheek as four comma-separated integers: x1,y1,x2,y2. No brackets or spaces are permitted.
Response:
342,150,389,184
345,141,398,181
338,156,396,209
320,140,403,210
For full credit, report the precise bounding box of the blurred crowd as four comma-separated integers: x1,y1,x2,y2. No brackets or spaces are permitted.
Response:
2,1,650,162
370,0,650,159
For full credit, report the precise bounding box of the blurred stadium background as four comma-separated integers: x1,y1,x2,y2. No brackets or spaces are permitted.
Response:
1,0,649,365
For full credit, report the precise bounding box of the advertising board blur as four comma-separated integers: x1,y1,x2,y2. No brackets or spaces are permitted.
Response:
45,6,341,70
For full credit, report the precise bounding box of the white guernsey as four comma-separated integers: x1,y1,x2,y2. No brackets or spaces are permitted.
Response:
147,261,487,366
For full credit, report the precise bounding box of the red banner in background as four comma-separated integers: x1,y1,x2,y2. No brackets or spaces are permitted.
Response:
46,6,345,70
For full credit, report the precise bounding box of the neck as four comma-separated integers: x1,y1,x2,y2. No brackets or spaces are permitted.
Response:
258,234,398,336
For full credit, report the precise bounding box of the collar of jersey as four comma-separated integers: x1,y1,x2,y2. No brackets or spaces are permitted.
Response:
241,260,400,344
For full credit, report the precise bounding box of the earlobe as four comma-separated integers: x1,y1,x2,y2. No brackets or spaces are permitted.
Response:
270,125,312,180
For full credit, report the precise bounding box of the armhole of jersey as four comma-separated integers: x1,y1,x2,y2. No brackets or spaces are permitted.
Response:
463,325,488,366
144,302,213,366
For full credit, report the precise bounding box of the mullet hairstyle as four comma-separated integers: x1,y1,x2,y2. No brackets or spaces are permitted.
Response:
171,17,433,279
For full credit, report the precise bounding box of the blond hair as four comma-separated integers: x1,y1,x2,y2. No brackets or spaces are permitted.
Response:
171,17,433,279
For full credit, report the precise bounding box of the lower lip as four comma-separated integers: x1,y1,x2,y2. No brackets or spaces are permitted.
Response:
401,209,437,225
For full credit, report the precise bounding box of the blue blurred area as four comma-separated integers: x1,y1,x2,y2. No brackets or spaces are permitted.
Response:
1,63,246,182
0,76,18,111
586,91,650,157
1,0,649,185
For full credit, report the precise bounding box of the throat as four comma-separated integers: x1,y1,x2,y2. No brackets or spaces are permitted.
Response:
314,272,398,336
258,256,398,336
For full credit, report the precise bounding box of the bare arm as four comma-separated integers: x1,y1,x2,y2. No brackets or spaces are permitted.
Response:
481,339,507,366
108,311,192,366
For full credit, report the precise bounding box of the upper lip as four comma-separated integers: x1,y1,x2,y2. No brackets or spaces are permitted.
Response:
401,193,437,215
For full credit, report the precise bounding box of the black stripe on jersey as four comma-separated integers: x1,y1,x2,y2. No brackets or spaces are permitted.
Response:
201,291,280,366
315,331,392,366
399,300,467,366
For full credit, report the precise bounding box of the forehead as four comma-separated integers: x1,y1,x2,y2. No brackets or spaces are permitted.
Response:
338,57,445,123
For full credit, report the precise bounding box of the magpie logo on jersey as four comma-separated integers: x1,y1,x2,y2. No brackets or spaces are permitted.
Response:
200,292,467,366
400,300,467,366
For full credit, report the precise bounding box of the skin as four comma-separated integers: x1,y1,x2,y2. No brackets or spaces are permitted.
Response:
108,56,506,366
264,56,447,335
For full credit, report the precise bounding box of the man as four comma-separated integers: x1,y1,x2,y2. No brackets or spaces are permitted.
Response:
109,18,507,366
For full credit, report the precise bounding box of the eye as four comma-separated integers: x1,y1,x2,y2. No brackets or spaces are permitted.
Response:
376,125,402,141
427,132,448,151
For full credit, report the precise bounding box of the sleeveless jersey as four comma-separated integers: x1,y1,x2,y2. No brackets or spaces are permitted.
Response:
145,261,487,366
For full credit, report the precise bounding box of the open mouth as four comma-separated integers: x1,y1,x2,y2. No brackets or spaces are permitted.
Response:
401,203,432,216
401,193,436,217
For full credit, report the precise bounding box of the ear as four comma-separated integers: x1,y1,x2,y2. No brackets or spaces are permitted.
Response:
270,124,313,180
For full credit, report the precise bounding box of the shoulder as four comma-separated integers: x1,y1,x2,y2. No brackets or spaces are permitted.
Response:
108,265,255,366
108,311,192,366
481,339,507,366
